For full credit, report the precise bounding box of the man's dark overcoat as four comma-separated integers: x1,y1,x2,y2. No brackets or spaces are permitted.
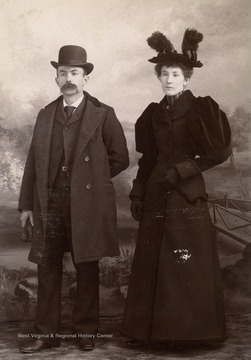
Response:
18,91,129,264
122,90,232,342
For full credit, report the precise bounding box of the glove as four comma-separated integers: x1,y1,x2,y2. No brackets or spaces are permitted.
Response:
163,167,179,190
130,197,143,222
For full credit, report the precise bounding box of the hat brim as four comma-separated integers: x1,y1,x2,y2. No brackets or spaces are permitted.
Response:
50,61,94,74
148,53,203,68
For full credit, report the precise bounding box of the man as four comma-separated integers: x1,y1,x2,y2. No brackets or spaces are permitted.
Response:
18,45,129,353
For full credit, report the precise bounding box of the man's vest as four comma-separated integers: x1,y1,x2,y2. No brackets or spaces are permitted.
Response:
48,97,86,189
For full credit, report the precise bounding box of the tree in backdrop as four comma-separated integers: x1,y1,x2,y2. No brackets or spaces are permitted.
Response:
227,106,251,168
0,116,33,191
0,90,49,195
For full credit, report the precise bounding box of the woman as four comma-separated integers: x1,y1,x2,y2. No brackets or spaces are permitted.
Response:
122,29,232,347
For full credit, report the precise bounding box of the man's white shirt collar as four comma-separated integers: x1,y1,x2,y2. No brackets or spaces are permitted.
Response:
63,94,84,109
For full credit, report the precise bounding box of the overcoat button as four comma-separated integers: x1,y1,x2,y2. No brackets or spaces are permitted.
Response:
84,156,90,162
85,184,91,189
64,126,69,130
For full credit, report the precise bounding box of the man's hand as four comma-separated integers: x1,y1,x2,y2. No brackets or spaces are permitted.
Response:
130,198,143,222
20,210,34,227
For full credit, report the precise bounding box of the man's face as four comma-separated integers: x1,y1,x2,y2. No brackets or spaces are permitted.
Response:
55,66,88,96
158,66,188,96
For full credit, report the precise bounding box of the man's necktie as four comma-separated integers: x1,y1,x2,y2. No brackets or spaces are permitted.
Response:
64,106,76,119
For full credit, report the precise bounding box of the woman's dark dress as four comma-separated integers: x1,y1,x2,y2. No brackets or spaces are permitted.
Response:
122,90,231,343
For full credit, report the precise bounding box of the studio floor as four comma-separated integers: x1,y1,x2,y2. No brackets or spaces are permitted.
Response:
0,309,251,360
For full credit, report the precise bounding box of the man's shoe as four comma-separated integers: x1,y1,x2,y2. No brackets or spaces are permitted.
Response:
19,339,52,353
78,338,95,351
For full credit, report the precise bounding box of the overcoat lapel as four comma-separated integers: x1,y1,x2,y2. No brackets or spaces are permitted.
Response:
55,100,67,125
72,98,106,171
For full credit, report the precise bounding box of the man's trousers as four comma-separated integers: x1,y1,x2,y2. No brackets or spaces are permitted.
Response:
33,188,99,346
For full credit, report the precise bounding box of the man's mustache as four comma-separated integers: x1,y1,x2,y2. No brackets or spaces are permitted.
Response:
61,82,77,91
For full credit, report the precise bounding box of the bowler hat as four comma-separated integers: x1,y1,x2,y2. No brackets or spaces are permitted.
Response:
51,45,94,74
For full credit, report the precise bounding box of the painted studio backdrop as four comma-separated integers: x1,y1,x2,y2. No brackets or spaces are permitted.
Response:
0,0,251,322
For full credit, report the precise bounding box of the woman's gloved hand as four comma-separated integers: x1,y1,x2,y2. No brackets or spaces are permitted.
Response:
130,197,143,222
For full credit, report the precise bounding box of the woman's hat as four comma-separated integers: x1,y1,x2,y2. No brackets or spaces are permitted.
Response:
50,45,94,74
147,28,203,68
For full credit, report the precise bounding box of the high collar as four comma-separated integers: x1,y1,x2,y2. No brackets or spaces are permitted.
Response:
166,92,183,107
158,90,194,122
63,94,84,108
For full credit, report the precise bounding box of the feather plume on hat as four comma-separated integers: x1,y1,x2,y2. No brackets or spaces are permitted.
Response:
147,31,174,54
181,28,203,52
181,28,203,66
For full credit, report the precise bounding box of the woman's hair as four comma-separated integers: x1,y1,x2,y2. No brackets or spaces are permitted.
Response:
155,60,193,80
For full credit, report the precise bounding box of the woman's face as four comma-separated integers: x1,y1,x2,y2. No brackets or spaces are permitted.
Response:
158,66,188,96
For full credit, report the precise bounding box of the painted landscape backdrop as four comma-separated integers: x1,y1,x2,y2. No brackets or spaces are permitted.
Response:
1,0,251,322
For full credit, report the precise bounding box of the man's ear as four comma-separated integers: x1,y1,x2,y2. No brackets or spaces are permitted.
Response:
83,75,89,85
55,77,59,86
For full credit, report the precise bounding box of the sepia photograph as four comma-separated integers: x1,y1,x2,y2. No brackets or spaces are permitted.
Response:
0,0,250,359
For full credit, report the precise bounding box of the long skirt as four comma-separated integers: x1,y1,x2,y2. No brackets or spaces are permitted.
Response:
122,189,226,343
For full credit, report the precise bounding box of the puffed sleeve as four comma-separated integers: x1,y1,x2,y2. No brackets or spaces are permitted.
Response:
129,103,158,200
175,96,232,180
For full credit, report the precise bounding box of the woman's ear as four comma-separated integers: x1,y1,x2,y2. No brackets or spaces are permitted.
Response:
183,78,190,87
